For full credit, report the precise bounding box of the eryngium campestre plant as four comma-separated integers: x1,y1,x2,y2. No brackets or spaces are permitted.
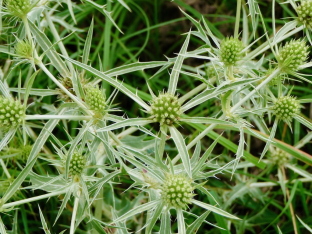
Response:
296,0,312,28
161,173,194,209
219,37,244,66
270,148,291,166
5,0,33,18
149,92,181,125
272,96,300,122
0,97,25,129
68,152,86,176
277,40,309,72
85,86,106,117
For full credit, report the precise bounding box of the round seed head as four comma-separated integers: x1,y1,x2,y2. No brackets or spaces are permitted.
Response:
278,40,309,73
272,96,300,122
0,96,25,129
85,86,106,117
15,39,33,59
5,0,32,18
219,37,244,66
270,148,290,166
296,0,312,28
150,93,181,126
161,174,194,209
69,151,86,176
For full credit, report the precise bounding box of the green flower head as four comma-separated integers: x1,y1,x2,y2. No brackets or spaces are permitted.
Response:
296,0,312,28
270,148,291,166
278,40,309,73
15,39,33,59
219,37,244,66
272,96,300,123
5,0,33,18
69,151,86,176
161,174,195,209
0,96,25,129
85,86,106,117
149,93,182,126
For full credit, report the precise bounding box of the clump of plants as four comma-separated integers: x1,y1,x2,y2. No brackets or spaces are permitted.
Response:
1,0,312,233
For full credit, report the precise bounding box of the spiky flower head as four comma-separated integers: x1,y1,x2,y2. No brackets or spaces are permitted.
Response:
272,96,300,123
149,93,181,126
219,37,244,66
296,0,312,28
85,86,106,117
278,40,309,73
69,151,86,176
270,148,291,166
0,96,25,129
161,174,195,209
15,39,33,59
5,0,33,18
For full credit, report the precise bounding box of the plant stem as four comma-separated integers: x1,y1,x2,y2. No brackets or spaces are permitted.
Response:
70,191,80,234
248,177,312,188
2,190,65,209
178,83,207,104
234,0,242,38
281,166,298,234
158,126,167,160
231,68,281,113
25,115,92,121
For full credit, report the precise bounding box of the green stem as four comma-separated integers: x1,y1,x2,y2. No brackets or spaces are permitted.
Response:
158,126,167,161
70,192,80,234
2,190,65,209
25,115,92,121
234,0,242,38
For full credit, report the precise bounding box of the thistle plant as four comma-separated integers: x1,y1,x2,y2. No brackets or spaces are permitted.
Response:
1,0,312,233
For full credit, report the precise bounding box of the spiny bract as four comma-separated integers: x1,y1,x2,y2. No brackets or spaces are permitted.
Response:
0,97,25,129
149,93,181,126
219,37,244,66
15,40,33,59
85,86,106,116
272,96,300,123
69,152,86,176
296,0,312,28
270,148,291,166
161,174,194,209
278,40,309,72
5,0,32,18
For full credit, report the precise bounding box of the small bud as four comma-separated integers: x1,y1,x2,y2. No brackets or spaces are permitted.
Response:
15,39,33,59
5,0,33,18
207,65,220,79
272,96,300,122
68,152,86,176
0,96,25,129
219,37,244,66
296,0,312,28
149,93,181,126
278,40,309,73
161,174,194,209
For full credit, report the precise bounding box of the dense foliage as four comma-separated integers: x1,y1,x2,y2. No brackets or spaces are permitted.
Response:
1,0,312,233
